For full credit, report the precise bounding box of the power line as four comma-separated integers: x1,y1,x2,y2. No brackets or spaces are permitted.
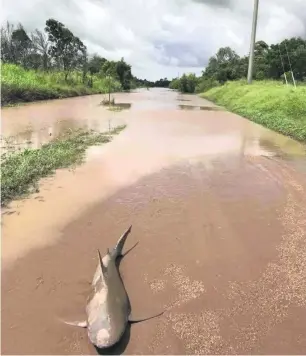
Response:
278,44,288,86
284,41,296,88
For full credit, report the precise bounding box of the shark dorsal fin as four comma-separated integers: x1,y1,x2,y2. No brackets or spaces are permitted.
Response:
97,249,107,276
114,225,132,256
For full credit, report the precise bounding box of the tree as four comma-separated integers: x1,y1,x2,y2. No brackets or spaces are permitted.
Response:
203,57,218,79
254,40,269,57
253,41,269,79
154,78,171,87
170,73,198,93
11,24,33,66
169,78,180,90
88,54,107,76
31,29,50,70
24,53,44,70
215,46,239,64
45,19,87,80
101,60,118,78
203,47,241,83
1,22,34,66
115,58,132,90
201,37,306,84
1,21,15,63
81,48,88,84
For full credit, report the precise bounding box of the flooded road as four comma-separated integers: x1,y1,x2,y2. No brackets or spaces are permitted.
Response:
2,88,306,354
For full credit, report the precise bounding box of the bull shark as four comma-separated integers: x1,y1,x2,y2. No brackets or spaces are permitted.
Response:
64,225,163,349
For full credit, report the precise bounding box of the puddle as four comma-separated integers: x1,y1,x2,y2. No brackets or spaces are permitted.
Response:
0,116,125,153
258,136,306,172
177,98,191,102
178,104,223,111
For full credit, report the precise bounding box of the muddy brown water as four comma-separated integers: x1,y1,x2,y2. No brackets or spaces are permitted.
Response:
1,88,306,354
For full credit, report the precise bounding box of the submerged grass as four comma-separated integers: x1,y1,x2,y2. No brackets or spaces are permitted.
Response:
1,125,126,206
1,63,122,106
100,96,115,106
202,80,306,142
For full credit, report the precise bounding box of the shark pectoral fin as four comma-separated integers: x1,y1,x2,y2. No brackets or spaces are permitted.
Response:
64,320,88,328
128,310,164,324
121,241,139,258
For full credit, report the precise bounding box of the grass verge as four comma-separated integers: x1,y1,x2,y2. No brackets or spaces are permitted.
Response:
1,126,126,206
202,80,306,142
1,63,122,106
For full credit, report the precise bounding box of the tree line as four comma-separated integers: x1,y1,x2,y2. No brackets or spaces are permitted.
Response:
1,19,135,90
1,19,174,92
132,77,171,88
170,36,306,93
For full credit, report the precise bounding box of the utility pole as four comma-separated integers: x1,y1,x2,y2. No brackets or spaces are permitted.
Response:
108,75,111,104
247,0,260,84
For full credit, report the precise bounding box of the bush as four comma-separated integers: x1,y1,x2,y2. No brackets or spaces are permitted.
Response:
169,74,198,93
1,63,122,105
195,78,220,93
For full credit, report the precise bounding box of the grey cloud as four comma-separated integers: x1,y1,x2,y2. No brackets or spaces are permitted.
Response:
191,0,232,8
154,41,211,67
1,0,306,80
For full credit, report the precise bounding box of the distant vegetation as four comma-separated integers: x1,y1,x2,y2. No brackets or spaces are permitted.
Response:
0,19,133,105
132,77,171,88
203,80,306,142
170,37,306,93
0,19,171,105
171,37,306,142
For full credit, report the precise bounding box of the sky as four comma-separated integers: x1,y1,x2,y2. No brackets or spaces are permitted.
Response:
1,0,306,80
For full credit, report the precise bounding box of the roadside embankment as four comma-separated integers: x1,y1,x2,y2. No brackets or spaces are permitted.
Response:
202,80,306,142
1,63,121,106
1,126,126,206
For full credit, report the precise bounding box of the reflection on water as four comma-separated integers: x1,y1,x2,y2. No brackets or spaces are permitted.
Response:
179,104,223,111
258,137,306,172
177,98,191,102
107,103,132,111
0,115,123,154
1,88,305,171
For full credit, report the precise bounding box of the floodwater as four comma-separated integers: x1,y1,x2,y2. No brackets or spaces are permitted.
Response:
1,88,306,355
178,104,224,111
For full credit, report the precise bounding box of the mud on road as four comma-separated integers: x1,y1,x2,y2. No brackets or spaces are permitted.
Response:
2,89,306,354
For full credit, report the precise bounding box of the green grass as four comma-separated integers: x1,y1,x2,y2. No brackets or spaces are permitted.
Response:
202,80,306,142
1,125,126,206
100,97,116,106
1,63,122,106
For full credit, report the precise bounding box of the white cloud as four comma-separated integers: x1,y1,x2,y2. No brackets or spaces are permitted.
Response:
1,0,306,80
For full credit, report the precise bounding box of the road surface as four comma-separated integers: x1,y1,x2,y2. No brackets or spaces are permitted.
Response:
2,88,306,354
